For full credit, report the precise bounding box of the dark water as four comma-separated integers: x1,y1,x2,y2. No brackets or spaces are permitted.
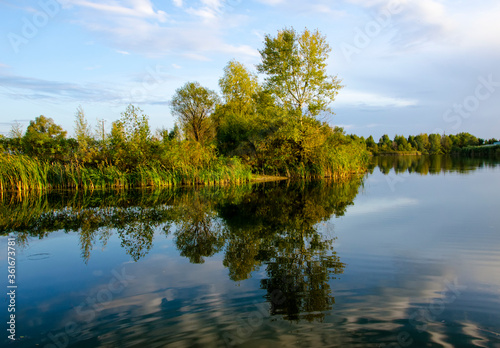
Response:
1,156,500,347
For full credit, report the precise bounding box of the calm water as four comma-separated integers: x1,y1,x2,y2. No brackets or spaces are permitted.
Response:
1,156,500,348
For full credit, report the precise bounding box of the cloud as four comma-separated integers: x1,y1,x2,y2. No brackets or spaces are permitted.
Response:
172,0,183,7
58,0,257,60
0,73,121,103
254,0,286,5
60,0,167,22
456,3,500,51
345,0,455,49
347,197,418,216
336,90,418,108
0,72,175,106
254,0,345,17
345,0,500,53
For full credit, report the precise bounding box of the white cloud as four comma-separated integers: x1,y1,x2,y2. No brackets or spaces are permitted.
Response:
347,197,418,216
255,0,286,5
61,0,167,22
456,4,500,51
253,0,345,17
58,0,257,61
346,0,455,49
336,90,418,108
185,0,225,23
116,50,130,55
345,0,500,53
172,0,183,7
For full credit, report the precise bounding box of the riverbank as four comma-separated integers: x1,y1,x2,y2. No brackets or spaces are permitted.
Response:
0,151,368,193
451,144,500,158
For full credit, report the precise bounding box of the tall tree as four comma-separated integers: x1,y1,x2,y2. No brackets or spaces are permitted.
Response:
74,105,93,162
219,60,260,116
170,82,219,144
109,104,152,169
257,27,342,118
415,134,430,154
23,115,69,160
429,134,442,154
74,105,92,142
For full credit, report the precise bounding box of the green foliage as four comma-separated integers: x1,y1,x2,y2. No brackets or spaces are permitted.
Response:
74,105,94,163
428,134,442,154
22,115,72,161
0,152,252,193
451,144,500,158
219,60,260,116
257,27,342,118
366,135,378,154
171,82,219,144
255,119,368,179
110,104,152,170
1,27,371,192
371,132,491,156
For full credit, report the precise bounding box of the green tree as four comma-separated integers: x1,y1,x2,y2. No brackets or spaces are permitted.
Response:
215,61,264,157
415,133,430,154
219,60,260,116
257,27,342,118
455,132,479,147
74,105,94,162
378,134,392,152
365,135,378,154
22,115,69,160
170,82,219,144
429,134,442,154
109,104,152,170
441,135,453,153
394,134,411,151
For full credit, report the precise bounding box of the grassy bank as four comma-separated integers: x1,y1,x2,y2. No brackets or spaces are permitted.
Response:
451,145,500,158
0,154,252,193
374,150,422,156
0,148,369,193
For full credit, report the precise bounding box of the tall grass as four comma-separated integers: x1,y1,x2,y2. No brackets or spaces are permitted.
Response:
0,153,252,193
451,145,500,158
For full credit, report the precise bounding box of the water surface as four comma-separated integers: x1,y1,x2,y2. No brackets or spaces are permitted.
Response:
1,155,500,347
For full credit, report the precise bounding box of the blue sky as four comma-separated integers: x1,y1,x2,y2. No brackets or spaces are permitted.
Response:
1,0,499,140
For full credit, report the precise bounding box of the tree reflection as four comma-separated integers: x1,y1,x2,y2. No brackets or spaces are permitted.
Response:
169,196,225,264
374,154,499,175
0,179,362,322
216,180,359,321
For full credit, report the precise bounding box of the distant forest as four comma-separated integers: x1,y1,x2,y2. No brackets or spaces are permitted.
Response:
356,132,499,155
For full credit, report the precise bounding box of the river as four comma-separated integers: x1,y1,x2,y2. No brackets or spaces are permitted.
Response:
1,155,499,347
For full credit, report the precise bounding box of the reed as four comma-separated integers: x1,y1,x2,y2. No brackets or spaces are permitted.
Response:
0,154,252,193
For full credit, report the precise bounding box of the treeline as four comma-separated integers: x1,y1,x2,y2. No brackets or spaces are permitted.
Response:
0,27,369,192
357,132,499,156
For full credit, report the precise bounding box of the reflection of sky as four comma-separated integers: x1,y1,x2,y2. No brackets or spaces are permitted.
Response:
2,165,500,347
329,166,500,346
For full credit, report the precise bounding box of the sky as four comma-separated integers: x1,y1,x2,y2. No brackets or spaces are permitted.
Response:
1,0,499,140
